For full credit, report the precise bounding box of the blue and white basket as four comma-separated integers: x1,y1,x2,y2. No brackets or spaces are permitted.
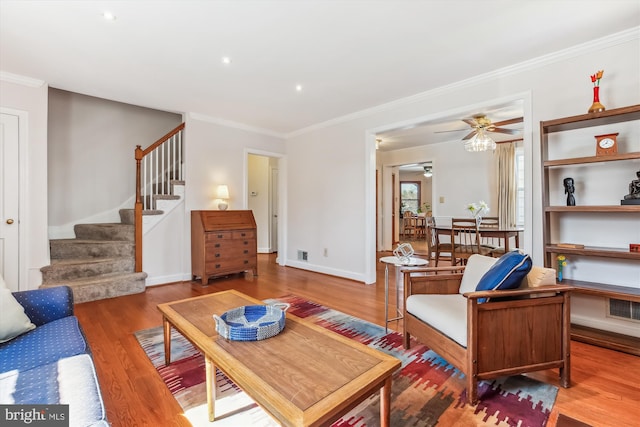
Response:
213,303,290,341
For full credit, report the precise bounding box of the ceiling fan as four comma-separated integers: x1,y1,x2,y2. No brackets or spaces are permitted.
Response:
438,114,523,140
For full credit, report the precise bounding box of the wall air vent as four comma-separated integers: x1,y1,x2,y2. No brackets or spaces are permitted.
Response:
608,298,640,323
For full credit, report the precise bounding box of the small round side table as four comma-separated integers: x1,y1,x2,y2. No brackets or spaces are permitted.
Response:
379,256,429,333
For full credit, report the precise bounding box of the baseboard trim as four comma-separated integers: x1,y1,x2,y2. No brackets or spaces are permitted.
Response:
285,260,367,283
145,273,192,287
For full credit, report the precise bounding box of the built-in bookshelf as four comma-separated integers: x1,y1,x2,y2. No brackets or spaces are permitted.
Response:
540,104,640,355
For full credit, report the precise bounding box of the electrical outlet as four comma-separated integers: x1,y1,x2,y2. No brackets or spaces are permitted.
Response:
323,248,328,257
439,196,445,203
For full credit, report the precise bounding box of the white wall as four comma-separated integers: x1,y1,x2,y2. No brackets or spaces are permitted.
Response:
286,125,369,281
285,30,640,334
0,79,49,289
143,201,186,285
183,115,286,210
47,89,182,237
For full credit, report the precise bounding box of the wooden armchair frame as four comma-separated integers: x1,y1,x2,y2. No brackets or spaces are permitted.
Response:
402,266,571,404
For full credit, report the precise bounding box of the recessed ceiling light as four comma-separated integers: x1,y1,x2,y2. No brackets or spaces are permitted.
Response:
102,11,116,21
295,84,303,92
221,57,232,65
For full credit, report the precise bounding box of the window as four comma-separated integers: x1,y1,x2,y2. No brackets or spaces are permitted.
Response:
400,181,421,215
515,144,525,226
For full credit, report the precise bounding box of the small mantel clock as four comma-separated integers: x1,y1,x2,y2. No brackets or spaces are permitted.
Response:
595,133,618,156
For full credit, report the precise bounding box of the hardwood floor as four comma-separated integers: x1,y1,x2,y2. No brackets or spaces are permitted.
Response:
74,253,640,427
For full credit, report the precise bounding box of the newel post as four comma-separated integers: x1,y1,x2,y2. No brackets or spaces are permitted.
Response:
134,145,143,272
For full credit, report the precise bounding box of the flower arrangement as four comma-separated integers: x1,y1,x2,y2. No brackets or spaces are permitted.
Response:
466,200,489,219
590,70,604,87
417,202,431,214
557,254,567,282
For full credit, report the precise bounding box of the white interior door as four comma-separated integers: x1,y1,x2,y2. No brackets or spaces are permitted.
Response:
270,167,279,252
0,113,20,291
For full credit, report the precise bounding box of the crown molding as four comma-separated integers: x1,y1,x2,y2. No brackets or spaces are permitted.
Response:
188,112,285,139
0,71,45,88
286,26,640,139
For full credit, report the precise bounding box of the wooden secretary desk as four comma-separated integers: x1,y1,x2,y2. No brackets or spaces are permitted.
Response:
190,210,258,285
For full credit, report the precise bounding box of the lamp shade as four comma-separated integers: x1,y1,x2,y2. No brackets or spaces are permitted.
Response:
464,129,496,152
217,185,229,199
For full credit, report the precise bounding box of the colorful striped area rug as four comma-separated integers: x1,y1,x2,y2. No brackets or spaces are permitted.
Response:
134,295,558,426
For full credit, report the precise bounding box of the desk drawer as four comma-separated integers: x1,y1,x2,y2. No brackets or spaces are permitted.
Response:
206,246,256,261
205,231,233,242
206,240,256,252
206,258,256,274
233,230,255,239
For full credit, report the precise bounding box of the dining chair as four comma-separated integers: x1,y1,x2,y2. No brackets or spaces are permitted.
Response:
415,213,427,238
478,216,504,257
424,216,437,261
450,217,492,265
480,216,499,227
432,219,457,266
403,211,416,238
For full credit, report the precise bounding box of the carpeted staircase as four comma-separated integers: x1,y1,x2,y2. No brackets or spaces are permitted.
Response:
40,210,147,303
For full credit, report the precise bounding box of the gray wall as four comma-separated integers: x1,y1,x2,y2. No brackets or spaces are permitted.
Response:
48,89,182,237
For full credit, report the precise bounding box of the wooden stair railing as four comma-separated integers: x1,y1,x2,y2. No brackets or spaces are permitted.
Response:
134,122,185,272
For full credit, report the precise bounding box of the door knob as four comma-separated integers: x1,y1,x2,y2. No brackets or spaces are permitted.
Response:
6,219,14,224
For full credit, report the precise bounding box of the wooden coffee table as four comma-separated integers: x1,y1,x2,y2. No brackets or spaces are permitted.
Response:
157,290,400,426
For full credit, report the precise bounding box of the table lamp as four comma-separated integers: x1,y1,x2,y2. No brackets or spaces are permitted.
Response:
217,185,229,210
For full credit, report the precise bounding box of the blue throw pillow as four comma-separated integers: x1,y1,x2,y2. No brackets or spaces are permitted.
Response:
475,251,532,303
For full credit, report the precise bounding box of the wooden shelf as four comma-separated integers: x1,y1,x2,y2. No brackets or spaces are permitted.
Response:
545,205,640,213
541,105,640,133
544,152,640,167
561,279,640,302
571,324,640,356
546,245,640,260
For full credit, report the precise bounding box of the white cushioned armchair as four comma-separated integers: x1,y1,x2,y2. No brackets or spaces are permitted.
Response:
402,254,572,404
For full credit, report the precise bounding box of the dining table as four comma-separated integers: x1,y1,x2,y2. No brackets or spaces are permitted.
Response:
432,224,524,252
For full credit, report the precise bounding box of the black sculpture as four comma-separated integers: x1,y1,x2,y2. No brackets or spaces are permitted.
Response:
564,177,575,206
622,170,640,205
624,170,640,199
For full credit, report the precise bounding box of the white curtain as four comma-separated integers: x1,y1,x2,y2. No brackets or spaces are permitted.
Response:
496,143,516,228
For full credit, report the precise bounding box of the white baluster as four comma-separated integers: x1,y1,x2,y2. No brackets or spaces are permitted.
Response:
178,131,182,181
161,141,165,195
143,155,147,210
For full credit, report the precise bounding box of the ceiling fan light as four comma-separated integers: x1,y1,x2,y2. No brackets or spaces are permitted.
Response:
464,130,495,152
464,134,482,152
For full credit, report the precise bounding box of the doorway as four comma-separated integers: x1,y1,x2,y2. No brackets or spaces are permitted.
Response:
245,150,286,265
395,163,434,255
371,94,531,267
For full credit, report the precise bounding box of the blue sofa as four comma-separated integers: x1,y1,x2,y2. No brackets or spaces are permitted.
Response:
0,286,108,427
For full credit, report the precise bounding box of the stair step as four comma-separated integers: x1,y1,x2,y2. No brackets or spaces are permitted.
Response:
154,194,180,201
40,272,147,304
74,223,134,241
50,239,134,259
119,208,164,225
41,257,134,282
152,180,185,193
